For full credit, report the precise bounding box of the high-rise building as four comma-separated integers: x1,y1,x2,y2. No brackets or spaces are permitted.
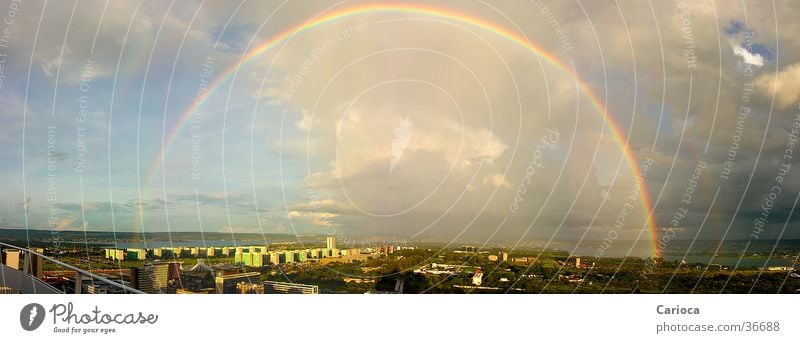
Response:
151,263,169,291
130,267,150,293
130,263,169,293
214,272,261,294
29,248,44,279
2,249,20,270
262,280,319,294
326,236,336,250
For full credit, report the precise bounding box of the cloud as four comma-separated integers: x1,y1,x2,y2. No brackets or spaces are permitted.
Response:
731,41,765,67
287,210,337,227
53,216,78,230
289,198,355,214
755,63,800,109
482,173,510,189
5,1,800,244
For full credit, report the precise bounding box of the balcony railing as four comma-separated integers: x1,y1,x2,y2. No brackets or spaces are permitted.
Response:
0,242,144,294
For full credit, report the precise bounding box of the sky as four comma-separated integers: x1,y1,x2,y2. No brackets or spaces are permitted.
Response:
1,0,799,250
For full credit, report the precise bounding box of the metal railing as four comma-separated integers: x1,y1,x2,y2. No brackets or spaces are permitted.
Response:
0,241,144,294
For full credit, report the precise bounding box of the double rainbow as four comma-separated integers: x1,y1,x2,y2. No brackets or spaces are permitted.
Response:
137,2,660,257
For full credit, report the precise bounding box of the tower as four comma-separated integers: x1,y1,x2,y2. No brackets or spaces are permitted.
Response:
326,236,336,250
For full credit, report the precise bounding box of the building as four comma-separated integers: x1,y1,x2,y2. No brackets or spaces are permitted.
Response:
284,251,295,263
0,248,42,278
126,249,147,261
0,286,18,294
130,263,169,293
29,248,44,279
237,282,265,294
512,257,533,265
2,249,20,270
167,261,183,282
499,252,509,262
472,269,483,286
326,236,336,250
250,253,266,267
176,288,214,294
269,252,280,265
174,247,187,257
262,280,318,294
461,245,477,253
104,248,126,261
488,255,498,262
86,283,126,294
130,267,149,293
150,263,169,291
574,257,582,268
215,272,261,294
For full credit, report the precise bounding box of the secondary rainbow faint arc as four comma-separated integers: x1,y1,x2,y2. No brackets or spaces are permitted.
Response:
139,2,661,257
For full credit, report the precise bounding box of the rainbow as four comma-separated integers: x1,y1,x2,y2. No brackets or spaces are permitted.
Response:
139,2,660,257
